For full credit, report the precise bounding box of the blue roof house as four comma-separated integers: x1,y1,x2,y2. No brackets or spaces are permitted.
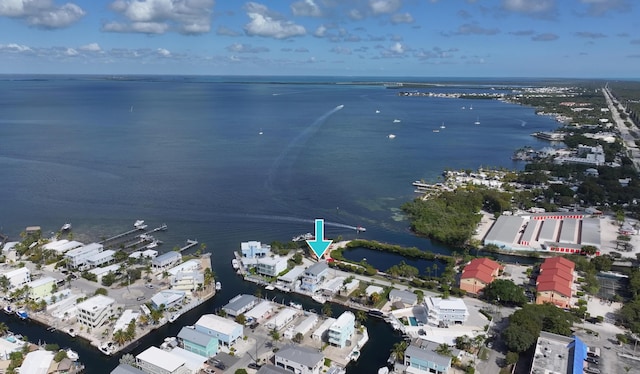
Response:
177,327,219,358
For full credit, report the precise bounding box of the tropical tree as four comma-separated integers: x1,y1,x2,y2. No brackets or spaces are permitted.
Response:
113,330,127,346
0,276,10,293
505,351,519,365
455,335,471,351
0,322,8,336
119,354,136,366
390,341,408,362
292,332,304,343
322,303,333,318
235,314,247,325
269,328,281,349
435,343,452,357
355,310,367,326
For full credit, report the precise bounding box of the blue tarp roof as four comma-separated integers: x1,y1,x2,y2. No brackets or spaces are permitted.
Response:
569,335,588,374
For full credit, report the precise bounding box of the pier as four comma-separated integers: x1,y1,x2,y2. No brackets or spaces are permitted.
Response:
177,239,199,252
100,223,168,249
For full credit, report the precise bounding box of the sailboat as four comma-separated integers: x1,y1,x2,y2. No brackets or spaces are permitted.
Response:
474,116,481,125
440,122,446,129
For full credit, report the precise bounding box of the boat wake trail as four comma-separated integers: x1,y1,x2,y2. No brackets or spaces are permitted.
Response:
265,104,344,191
225,213,358,230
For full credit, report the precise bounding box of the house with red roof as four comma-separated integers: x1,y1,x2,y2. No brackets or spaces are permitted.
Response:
459,258,502,294
535,257,575,309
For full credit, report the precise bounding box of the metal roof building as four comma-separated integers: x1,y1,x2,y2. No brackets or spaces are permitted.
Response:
483,215,525,249
222,294,259,317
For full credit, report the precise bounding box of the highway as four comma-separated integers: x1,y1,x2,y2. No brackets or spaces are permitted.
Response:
602,86,640,171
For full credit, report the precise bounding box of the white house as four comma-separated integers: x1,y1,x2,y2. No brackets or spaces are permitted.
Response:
170,271,204,292
136,346,192,374
240,241,270,258
245,300,274,323
89,264,120,284
312,318,336,342
424,297,469,327
86,249,116,268
327,311,355,348
150,290,186,310
76,295,116,328
65,242,103,269
152,252,182,271
113,309,140,334
265,308,298,331
256,256,288,277
1,267,31,289
194,314,243,347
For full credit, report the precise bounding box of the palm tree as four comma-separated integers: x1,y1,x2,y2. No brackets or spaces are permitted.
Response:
390,341,408,363
355,310,367,326
0,322,8,336
435,343,452,357
113,330,127,346
322,303,333,318
269,328,281,349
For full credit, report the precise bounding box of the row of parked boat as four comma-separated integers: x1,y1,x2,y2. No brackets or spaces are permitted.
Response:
3,304,28,320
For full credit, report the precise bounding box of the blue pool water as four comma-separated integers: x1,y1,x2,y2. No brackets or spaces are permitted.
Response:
409,317,418,326
6,336,16,343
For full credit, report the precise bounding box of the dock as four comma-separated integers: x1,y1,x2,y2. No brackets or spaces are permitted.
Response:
178,239,198,252
100,223,168,249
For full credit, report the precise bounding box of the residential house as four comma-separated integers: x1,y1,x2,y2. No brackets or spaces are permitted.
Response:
256,256,288,277
257,365,293,374
241,241,270,258
265,308,298,331
222,294,259,317
300,262,329,292
311,318,335,342
152,252,182,271
65,243,103,269
76,295,116,328
170,271,203,292
27,276,56,301
459,258,502,294
136,346,191,374
178,326,219,358
424,297,469,327
86,249,116,268
19,350,55,374
404,339,458,374
275,345,324,374
327,311,355,348
111,364,146,374
1,267,31,289
388,289,418,307
88,264,120,284
245,300,274,323
150,290,186,310
194,314,243,347
114,310,140,334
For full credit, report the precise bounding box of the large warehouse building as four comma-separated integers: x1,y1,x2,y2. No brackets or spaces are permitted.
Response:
483,212,601,254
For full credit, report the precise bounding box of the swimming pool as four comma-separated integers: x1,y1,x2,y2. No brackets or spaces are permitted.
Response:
409,317,418,326
5,336,16,343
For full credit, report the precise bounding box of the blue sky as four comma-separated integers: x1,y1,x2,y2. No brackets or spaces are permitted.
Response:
0,0,638,77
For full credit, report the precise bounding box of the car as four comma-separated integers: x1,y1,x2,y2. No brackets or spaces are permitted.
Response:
248,362,261,370
585,357,599,365
215,362,226,370
584,367,600,374
145,284,154,289
136,296,145,301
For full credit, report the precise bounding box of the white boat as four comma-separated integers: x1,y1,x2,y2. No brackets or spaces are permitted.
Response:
387,134,396,139
292,233,314,242
393,119,401,123
337,104,344,109
289,301,303,310
433,129,440,133
474,116,480,125
356,226,366,232
134,220,145,229
312,294,326,304
469,105,473,110
15,310,28,320
440,123,446,129
67,328,76,338
231,259,240,269
3,305,12,314
265,285,275,291
215,281,221,291
146,240,159,249
378,367,389,374
61,223,72,231
66,349,79,361
168,314,179,323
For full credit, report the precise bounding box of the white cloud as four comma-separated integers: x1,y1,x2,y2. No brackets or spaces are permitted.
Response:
65,47,78,56
390,12,413,24
0,0,85,29
157,48,171,57
244,2,305,39
291,0,322,17
105,0,215,34
369,0,402,15
0,43,32,52
390,42,404,53
226,43,269,53
502,0,555,14
79,43,101,52
579,0,630,16
314,24,327,37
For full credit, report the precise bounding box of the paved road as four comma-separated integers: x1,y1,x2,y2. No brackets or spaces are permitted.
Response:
602,86,640,171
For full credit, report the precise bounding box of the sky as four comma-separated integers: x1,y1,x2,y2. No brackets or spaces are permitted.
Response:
0,0,638,77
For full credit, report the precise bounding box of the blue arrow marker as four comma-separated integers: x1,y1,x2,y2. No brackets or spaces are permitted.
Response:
307,218,333,258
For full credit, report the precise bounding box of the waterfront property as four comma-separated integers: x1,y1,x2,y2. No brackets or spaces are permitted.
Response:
222,294,259,317
111,364,146,374
136,346,191,374
529,331,587,374
43,239,83,254
177,326,219,358
423,297,468,327
535,257,575,309
241,240,271,258
19,350,55,374
312,318,336,342
89,264,120,284
245,300,274,323
275,344,324,374
65,242,104,270
265,308,299,331
151,251,182,271
76,294,116,328
286,314,318,339
300,262,329,292
459,258,502,295
256,256,289,277
388,289,418,307
327,311,356,348
277,266,305,290
150,290,186,310
483,212,601,254
86,249,116,268
194,314,243,347
113,310,140,333
402,338,459,374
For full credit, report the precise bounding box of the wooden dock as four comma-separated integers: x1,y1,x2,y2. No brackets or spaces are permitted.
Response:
100,223,167,246
178,239,198,252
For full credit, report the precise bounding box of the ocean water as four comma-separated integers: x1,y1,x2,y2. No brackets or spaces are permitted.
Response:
0,76,559,372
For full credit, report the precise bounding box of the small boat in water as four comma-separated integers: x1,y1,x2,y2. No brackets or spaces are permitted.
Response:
289,301,303,310
61,223,72,231
474,116,480,125
292,233,314,242
265,285,275,291
387,134,396,139
231,259,240,270
16,310,28,320
67,328,76,338
312,294,326,304
66,349,79,361
146,240,160,249
134,220,145,229
215,281,222,291
356,226,366,232
168,314,179,323
3,305,12,314
440,123,446,129
393,119,401,123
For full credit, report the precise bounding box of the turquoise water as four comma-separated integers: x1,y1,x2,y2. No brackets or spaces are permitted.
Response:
409,316,418,326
